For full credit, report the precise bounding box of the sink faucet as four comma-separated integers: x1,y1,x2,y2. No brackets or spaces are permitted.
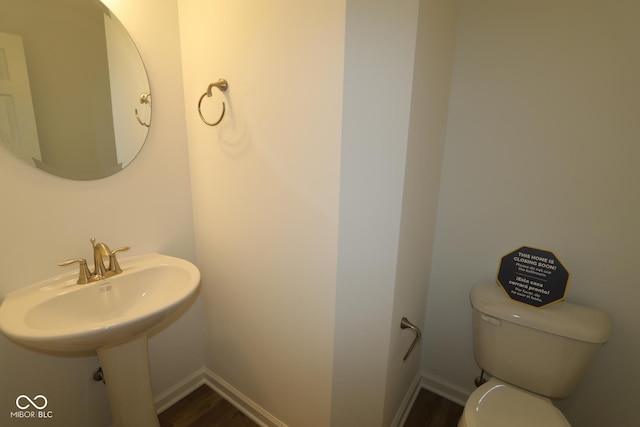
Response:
92,238,111,278
59,238,130,284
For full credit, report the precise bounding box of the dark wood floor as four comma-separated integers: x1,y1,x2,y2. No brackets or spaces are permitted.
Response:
404,388,463,427
159,384,462,427
159,385,257,427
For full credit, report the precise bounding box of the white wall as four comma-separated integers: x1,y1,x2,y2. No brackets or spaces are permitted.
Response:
179,1,453,426
7,1,632,425
178,1,344,426
422,1,640,426
331,1,421,426
0,0,202,425
384,0,460,424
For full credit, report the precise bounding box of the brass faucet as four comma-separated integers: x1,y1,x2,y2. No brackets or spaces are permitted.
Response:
92,239,111,278
59,238,130,284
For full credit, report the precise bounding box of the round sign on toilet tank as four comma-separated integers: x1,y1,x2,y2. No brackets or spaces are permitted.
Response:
496,246,569,308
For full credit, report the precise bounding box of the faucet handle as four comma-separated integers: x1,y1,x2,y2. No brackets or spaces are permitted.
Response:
108,246,130,274
58,258,92,284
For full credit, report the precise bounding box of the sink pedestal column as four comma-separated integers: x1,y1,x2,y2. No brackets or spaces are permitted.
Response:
97,335,159,427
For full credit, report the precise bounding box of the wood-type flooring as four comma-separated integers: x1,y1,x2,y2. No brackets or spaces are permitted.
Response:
158,385,463,427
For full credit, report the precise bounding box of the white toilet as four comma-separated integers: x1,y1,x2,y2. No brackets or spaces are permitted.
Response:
458,283,610,427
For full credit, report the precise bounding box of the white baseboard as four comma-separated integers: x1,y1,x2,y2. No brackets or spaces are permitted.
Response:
154,367,287,427
420,371,472,407
154,368,466,427
202,368,288,427
154,368,208,414
390,372,423,427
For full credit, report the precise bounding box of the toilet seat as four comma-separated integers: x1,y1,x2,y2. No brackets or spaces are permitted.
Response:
460,378,571,427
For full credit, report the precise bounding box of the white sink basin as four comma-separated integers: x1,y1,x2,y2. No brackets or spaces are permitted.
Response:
0,253,200,353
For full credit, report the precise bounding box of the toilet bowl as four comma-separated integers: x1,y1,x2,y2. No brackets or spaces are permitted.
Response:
460,283,610,427
458,378,570,427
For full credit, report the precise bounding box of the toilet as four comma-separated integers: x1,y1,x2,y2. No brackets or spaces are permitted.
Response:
458,283,610,427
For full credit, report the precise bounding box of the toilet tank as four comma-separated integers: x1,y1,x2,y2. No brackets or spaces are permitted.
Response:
470,283,610,399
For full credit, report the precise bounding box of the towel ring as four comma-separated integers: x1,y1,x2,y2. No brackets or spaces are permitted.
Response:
198,79,228,126
135,92,151,127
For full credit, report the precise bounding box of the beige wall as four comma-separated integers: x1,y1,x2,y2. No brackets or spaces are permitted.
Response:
179,0,448,425
178,1,344,425
422,1,640,426
0,0,201,425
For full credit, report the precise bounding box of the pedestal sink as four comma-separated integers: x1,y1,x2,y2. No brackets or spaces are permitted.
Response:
0,253,201,427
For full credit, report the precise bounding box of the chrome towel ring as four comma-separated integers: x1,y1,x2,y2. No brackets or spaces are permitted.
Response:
198,79,228,126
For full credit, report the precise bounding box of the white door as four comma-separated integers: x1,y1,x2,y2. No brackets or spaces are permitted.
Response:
0,32,41,163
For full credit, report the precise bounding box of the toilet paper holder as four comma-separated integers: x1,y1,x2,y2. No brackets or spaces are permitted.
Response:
400,317,422,361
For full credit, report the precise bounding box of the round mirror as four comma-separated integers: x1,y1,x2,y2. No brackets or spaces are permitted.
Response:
0,0,150,180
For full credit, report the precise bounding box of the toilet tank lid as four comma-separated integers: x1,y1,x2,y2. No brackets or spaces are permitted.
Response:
470,283,611,344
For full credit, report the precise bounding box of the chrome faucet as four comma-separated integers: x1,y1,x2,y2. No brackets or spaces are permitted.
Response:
59,238,130,284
